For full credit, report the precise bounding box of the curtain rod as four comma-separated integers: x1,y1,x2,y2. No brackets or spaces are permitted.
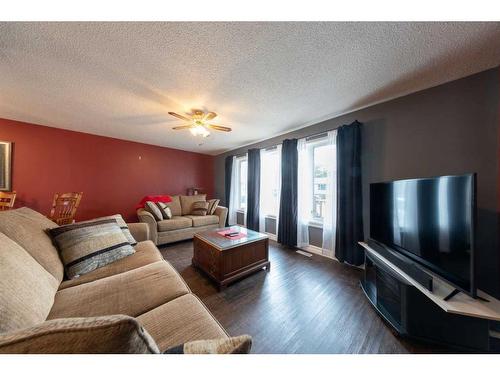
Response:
232,128,334,158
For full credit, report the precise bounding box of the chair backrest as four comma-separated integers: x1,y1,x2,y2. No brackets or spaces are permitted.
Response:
48,192,83,225
0,191,16,211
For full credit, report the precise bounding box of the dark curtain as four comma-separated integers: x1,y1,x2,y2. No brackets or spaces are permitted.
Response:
224,156,233,226
278,139,298,247
246,149,261,231
335,121,364,265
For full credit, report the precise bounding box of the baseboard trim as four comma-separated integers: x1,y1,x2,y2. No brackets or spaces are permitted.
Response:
299,245,334,260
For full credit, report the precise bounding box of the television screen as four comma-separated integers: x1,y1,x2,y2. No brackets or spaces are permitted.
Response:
370,174,475,296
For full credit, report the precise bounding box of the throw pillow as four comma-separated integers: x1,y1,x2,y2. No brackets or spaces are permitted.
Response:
164,335,252,354
79,214,137,246
135,195,172,209
207,199,220,215
191,201,209,216
0,315,160,354
144,201,163,221
48,219,135,279
156,202,172,219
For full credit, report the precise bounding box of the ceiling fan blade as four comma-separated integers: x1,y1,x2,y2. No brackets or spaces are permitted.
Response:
207,124,232,132
172,125,195,130
203,112,217,121
168,112,191,121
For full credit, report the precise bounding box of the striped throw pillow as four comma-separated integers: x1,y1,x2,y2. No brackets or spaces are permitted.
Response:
144,201,163,221
190,201,209,216
164,335,252,354
48,219,135,279
156,202,172,219
207,199,220,215
79,214,137,246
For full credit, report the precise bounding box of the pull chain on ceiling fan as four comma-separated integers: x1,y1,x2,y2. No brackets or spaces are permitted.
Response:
169,110,232,137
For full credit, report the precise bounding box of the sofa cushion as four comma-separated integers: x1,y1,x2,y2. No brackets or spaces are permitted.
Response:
48,219,135,279
144,201,163,221
157,216,193,231
180,194,206,216
184,215,219,227
0,207,64,282
137,294,228,352
48,261,190,319
0,315,159,354
0,233,59,333
166,195,182,216
58,240,163,290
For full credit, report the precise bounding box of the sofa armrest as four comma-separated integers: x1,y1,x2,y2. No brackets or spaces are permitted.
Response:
127,222,150,243
214,206,228,228
137,209,158,244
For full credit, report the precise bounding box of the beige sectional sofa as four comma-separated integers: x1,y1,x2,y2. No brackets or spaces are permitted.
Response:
137,194,228,246
0,207,228,353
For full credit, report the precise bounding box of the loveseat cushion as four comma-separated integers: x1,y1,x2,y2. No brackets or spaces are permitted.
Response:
0,233,59,333
48,261,189,319
48,219,135,279
180,194,207,216
166,195,182,216
0,207,64,282
58,240,163,290
184,215,219,227
157,216,193,231
0,315,159,354
137,294,228,352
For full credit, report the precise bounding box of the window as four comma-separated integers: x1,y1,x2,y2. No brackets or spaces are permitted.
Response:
236,157,247,211
312,142,332,222
260,148,280,217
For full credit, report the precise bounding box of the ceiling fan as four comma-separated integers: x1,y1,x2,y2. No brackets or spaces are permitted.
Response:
168,110,232,137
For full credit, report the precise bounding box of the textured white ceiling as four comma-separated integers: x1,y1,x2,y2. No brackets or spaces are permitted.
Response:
1,22,500,155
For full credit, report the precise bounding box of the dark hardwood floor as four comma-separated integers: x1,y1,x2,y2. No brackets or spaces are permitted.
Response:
160,240,448,354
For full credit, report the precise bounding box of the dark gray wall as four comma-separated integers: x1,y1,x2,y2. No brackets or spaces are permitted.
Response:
215,68,500,298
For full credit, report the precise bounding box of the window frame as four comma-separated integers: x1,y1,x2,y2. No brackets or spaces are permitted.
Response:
308,137,331,227
235,155,248,212
260,147,280,220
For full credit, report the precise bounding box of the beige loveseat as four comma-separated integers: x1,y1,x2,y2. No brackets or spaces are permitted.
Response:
0,207,228,353
137,195,228,246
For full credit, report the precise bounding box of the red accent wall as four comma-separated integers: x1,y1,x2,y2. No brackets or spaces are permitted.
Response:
0,118,214,222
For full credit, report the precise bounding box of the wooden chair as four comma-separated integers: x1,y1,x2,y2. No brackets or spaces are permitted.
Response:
48,192,83,225
0,191,16,211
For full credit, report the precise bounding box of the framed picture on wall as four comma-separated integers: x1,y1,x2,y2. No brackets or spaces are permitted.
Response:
0,141,12,191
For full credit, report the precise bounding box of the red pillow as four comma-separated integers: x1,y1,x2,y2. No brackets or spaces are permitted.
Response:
136,195,172,209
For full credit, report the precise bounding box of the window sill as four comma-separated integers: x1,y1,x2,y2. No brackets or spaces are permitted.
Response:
308,221,324,229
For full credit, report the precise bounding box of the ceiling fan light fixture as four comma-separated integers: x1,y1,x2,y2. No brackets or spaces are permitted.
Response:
189,124,210,138
169,110,228,137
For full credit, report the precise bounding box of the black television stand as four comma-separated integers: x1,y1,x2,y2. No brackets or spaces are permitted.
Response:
443,289,461,302
359,241,500,352
444,289,491,302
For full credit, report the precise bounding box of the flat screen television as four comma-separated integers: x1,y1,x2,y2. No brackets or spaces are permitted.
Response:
370,173,476,298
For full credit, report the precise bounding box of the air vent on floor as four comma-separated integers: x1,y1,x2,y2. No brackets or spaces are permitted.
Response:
296,250,313,257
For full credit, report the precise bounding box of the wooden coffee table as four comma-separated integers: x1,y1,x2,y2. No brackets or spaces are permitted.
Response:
192,226,270,290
